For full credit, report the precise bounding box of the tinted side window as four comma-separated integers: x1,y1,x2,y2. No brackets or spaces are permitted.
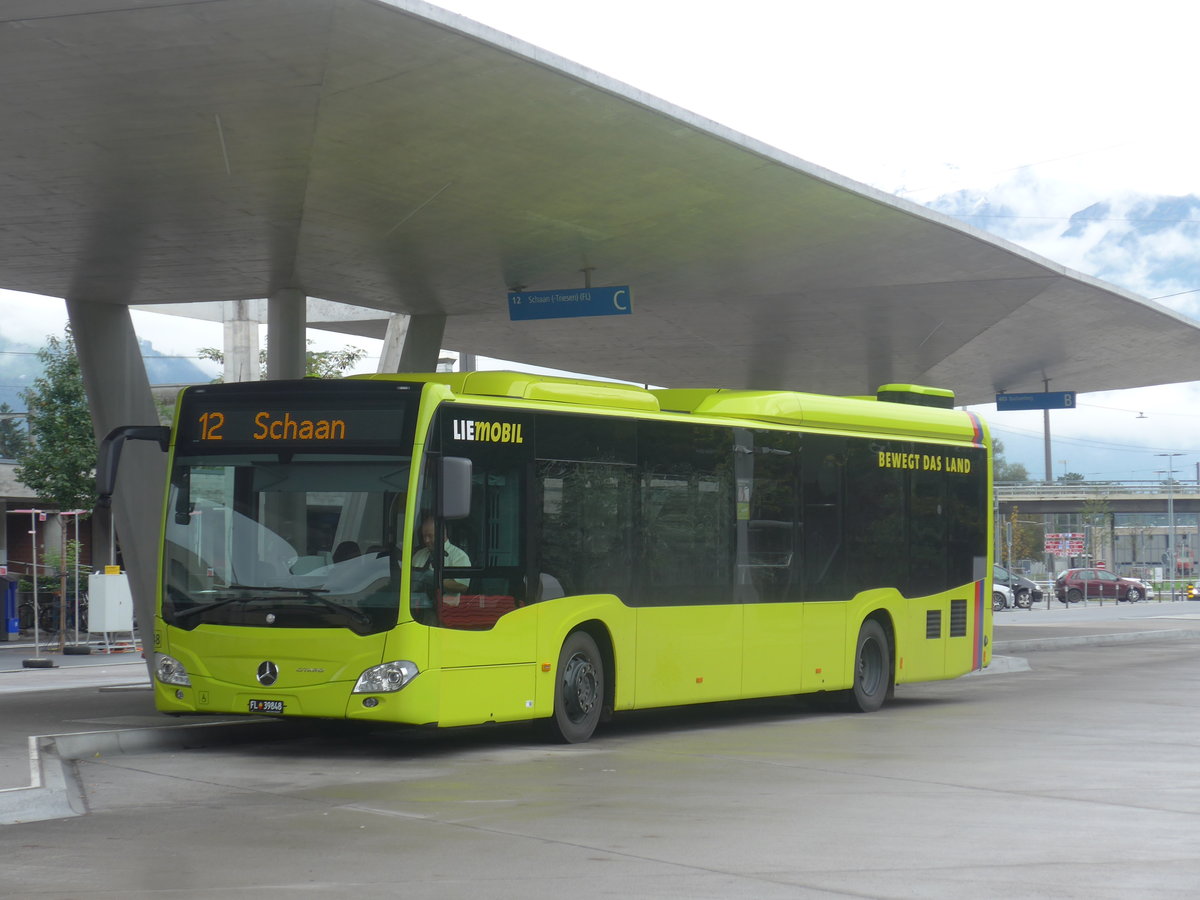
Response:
537,458,635,601
844,440,908,595
801,434,847,601
909,466,949,595
534,412,636,601
638,421,735,605
946,447,988,585
804,436,986,600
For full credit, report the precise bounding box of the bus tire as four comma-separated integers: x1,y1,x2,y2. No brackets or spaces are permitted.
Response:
849,619,890,713
547,630,604,744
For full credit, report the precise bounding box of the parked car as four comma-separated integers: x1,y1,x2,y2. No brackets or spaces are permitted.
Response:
993,564,1042,608
992,582,1014,611
1054,568,1146,604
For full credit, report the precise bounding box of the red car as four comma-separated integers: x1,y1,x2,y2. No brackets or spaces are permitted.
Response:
1054,568,1145,604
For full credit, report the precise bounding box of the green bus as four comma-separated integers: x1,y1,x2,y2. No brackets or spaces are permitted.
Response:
104,372,992,743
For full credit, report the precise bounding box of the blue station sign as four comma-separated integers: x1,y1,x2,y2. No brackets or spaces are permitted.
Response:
508,286,632,321
995,391,1076,411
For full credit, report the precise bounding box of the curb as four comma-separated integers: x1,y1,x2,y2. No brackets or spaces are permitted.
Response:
994,627,1200,653
0,718,304,825
974,655,1031,675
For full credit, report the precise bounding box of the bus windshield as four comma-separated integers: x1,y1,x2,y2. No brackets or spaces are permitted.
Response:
163,451,411,635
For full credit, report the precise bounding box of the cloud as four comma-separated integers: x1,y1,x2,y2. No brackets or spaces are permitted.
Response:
925,175,1200,316
932,170,1200,479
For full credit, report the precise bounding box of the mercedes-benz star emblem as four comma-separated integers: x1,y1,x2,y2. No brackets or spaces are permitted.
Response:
256,661,279,686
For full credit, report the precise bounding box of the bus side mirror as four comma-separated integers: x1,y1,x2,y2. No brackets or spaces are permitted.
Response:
97,425,170,508
440,456,472,520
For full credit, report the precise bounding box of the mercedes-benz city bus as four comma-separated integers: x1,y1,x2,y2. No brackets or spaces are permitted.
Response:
101,373,992,743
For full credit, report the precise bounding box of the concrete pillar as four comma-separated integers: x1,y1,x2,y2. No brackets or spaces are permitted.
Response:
66,300,163,661
266,289,306,380
377,313,446,373
223,299,260,382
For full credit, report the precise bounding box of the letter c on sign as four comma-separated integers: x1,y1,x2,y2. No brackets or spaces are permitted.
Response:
613,289,629,312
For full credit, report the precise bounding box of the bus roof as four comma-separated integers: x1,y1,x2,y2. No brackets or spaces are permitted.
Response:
355,372,987,445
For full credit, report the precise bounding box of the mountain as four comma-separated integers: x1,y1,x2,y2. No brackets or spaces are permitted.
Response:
0,336,211,412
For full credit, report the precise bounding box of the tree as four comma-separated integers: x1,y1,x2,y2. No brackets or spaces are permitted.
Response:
0,402,29,459
993,440,1030,482
15,326,96,511
1059,472,1085,483
1081,496,1114,566
198,341,367,381
1004,506,1043,567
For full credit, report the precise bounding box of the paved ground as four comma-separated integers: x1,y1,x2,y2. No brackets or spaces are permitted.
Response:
3,601,1200,898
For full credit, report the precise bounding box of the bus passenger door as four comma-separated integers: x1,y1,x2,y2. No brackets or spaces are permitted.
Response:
739,428,805,697
633,422,742,706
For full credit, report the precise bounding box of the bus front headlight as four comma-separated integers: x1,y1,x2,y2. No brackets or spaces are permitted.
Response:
353,660,419,693
154,653,192,687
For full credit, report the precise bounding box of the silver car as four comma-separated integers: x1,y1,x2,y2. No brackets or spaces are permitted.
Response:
993,564,1039,608
992,582,1014,611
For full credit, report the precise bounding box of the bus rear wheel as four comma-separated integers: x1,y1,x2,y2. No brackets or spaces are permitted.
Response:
547,631,604,743
849,619,890,713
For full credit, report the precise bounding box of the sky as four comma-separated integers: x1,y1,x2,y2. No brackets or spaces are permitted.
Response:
2,0,1198,481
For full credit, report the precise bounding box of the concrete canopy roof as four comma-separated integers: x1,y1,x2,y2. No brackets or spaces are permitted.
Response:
4,0,1199,406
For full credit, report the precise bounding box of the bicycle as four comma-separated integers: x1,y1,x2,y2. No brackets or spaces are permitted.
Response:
17,593,88,635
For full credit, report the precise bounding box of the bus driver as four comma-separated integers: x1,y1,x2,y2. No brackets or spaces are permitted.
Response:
411,516,471,621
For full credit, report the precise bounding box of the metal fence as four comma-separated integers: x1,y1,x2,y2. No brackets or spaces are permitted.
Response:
1018,578,1197,609
996,480,1200,500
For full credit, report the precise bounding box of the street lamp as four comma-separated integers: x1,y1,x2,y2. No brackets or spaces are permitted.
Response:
1155,452,1184,594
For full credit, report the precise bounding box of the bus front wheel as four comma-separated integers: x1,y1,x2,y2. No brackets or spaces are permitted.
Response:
547,631,604,743
849,619,890,713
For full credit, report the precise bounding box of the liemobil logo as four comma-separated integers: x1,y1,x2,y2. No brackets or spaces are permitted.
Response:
452,419,524,444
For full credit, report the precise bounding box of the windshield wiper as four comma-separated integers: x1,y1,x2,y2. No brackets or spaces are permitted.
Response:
174,584,370,625
173,592,276,621
223,583,330,594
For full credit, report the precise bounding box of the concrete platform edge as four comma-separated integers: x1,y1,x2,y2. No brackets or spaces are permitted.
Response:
1,719,301,826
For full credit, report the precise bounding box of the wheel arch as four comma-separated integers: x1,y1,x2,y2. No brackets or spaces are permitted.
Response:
862,608,897,700
566,618,616,719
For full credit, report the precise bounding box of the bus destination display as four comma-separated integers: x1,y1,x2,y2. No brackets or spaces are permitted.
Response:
179,404,408,447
